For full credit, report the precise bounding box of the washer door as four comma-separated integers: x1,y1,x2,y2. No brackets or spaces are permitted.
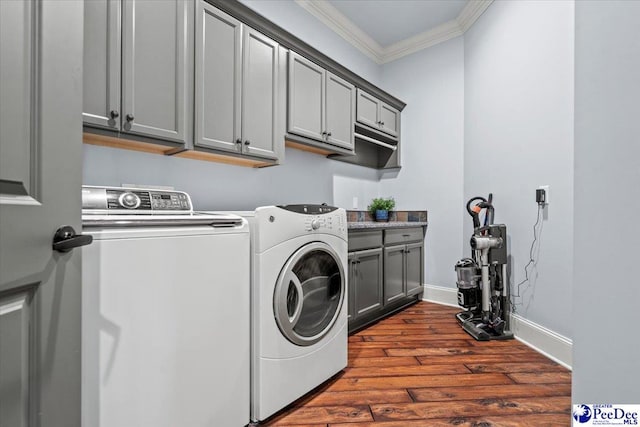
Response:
274,242,345,346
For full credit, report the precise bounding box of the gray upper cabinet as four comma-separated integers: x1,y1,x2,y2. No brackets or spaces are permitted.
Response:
379,102,399,137
195,4,242,153
288,52,324,141
83,0,121,129
195,2,279,161
240,28,280,159
122,0,192,144
288,51,355,152
325,73,355,150
355,89,379,130
83,0,193,145
356,88,399,137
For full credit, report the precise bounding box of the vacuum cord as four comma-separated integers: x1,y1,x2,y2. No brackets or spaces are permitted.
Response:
511,204,543,313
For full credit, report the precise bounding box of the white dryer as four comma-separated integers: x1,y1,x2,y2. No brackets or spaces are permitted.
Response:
249,205,348,422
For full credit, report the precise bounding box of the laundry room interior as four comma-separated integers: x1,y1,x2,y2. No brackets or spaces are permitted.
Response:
1,0,638,426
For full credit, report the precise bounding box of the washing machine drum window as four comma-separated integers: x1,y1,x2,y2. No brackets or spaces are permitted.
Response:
274,242,345,346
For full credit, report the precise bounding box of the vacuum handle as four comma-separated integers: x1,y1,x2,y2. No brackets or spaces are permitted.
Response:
466,197,486,229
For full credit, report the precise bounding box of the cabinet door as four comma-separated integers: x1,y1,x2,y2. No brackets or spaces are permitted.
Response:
379,102,399,137
241,28,279,160
287,52,324,141
354,248,383,317
122,0,192,144
325,72,355,151
384,245,406,304
195,2,242,153
356,88,379,129
83,0,121,129
405,242,424,296
347,253,355,321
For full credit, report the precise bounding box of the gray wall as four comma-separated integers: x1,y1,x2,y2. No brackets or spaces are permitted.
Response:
573,0,640,403
379,37,465,288
463,0,574,339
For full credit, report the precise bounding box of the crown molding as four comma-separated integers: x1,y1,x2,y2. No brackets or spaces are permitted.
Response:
296,0,493,64
382,20,463,64
457,0,493,32
295,0,384,64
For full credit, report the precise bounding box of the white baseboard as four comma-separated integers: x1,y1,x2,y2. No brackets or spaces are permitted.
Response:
511,314,572,369
422,284,459,307
421,284,572,370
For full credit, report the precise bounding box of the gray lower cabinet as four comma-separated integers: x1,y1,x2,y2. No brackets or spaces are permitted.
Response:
384,228,425,299
384,241,425,301
349,248,383,321
288,51,355,152
384,245,406,303
194,3,281,161
405,242,425,296
83,0,193,145
348,227,425,332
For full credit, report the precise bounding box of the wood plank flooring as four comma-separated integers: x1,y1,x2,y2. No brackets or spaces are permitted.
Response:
260,301,571,426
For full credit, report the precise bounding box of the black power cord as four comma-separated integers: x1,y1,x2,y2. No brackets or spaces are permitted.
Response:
511,204,544,313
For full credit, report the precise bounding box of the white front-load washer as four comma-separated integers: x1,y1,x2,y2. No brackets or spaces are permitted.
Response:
248,205,348,422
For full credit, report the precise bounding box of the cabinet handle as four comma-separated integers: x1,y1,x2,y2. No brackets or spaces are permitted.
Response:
356,260,361,264
327,132,332,137
235,139,242,145
125,114,134,122
109,110,119,119
244,140,251,146
380,121,385,126
406,250,411,254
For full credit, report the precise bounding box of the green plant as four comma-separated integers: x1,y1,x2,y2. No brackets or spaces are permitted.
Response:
368,197,395,215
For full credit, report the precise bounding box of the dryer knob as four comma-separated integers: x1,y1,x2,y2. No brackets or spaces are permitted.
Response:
311,219,320,230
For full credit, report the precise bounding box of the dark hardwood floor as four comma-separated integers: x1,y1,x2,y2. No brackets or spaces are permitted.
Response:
261,301,571,426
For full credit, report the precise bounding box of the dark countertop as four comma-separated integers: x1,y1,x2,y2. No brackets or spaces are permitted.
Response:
346,209,428,230
348,221,428,230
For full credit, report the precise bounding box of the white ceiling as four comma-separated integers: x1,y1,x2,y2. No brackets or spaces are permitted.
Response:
296,0,493,64
327,0,468,47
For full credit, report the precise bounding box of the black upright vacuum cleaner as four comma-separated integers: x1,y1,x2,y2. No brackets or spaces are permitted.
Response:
455,194,514,341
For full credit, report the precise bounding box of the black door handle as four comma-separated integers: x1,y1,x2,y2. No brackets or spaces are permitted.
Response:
52,225,93,253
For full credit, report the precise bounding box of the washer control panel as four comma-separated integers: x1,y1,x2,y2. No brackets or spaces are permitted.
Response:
303,212,345,233
82,186,192,214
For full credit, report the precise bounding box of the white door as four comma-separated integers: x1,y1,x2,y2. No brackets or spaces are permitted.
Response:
0,1,86,426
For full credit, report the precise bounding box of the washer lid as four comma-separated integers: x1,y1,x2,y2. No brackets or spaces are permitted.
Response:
273,241,345,347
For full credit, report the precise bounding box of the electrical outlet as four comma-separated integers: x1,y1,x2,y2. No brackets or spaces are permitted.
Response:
537,185,550,205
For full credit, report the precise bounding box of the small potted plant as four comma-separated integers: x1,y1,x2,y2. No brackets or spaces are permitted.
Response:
368,197,395,222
